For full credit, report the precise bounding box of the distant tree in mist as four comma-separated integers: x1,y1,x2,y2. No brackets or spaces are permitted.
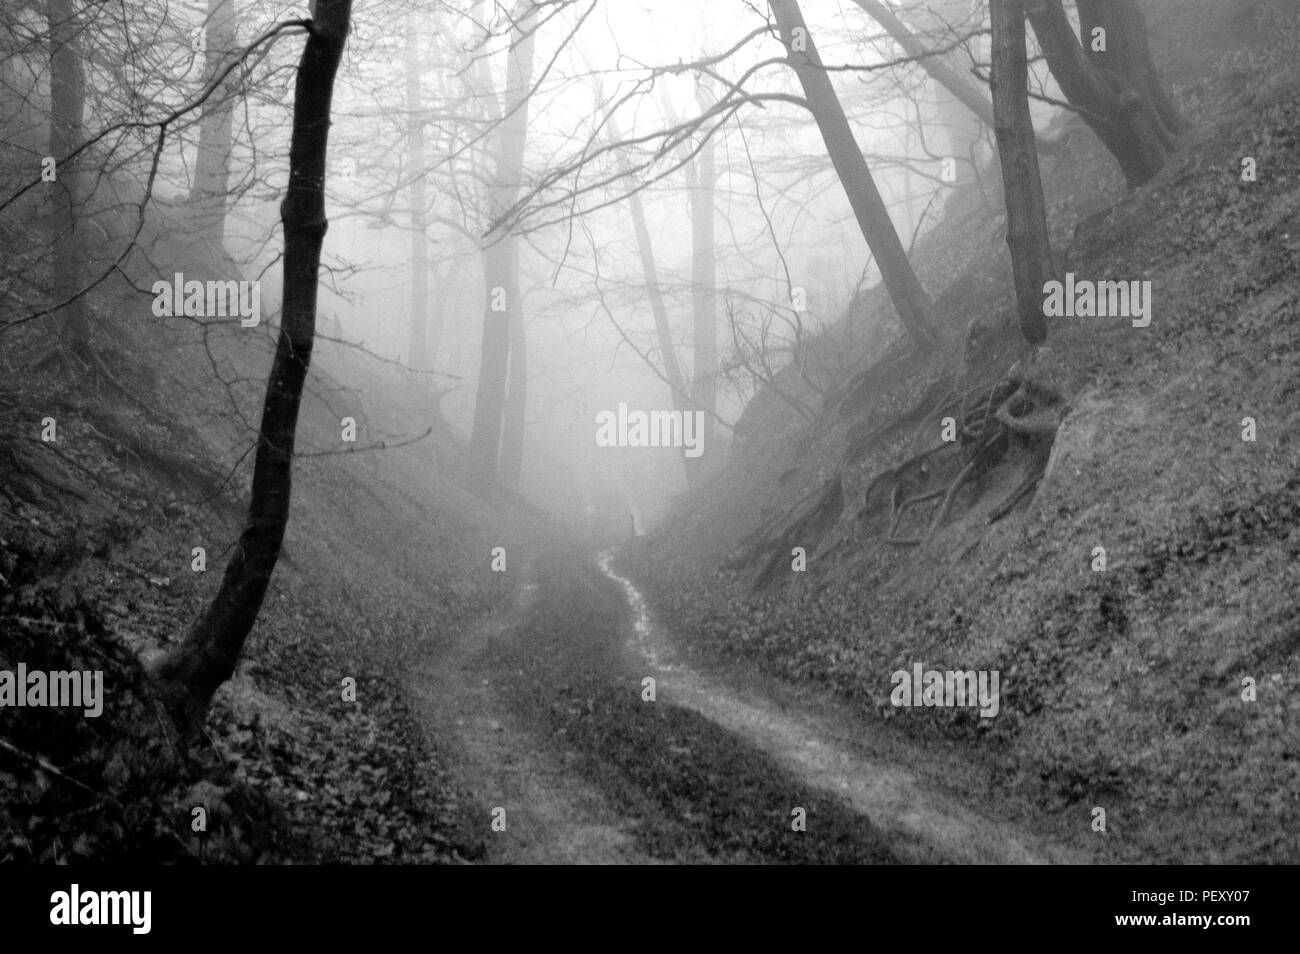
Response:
687,75,720,475
604,102,704,485
405,19,432,375
467,0,537,489
190,0,237,254
44,0,89,363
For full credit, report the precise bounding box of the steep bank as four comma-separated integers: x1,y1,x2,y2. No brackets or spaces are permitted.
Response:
621,4,1300,863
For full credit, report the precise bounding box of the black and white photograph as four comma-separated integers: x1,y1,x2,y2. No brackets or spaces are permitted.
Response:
0,0,1294,927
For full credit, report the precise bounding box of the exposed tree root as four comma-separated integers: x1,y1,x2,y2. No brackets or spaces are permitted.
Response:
880,375,1067,547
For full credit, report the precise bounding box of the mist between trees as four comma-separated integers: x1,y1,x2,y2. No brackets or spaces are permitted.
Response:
1,0,1193,753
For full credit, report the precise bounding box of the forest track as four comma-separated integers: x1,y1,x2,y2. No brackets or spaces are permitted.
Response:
407,568,655,864
411,546,1083,864
600,551,1085,865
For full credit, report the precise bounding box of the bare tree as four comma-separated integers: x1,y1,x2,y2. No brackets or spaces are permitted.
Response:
405,20,430,372
605,107,697,483
190,0,237,253
152,0,354,738
468,0,537,488
688,75,719,467
768,0,948,351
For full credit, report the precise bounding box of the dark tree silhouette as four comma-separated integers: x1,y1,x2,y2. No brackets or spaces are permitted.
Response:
152,0,354,738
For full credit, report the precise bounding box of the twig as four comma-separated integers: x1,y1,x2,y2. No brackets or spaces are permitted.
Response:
0,736,98,796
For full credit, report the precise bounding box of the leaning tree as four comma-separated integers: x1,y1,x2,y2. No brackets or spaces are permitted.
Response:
152,0,354,738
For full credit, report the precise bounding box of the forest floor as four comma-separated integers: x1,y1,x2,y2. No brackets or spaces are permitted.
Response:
410,544,1101,864
0,271,513,862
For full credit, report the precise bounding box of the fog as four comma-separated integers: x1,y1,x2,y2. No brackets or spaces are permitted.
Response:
6,0,1293,877
211,0,1058,535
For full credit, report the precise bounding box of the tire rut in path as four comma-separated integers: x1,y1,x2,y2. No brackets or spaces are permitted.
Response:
408,572,655,865
599,551,1086,865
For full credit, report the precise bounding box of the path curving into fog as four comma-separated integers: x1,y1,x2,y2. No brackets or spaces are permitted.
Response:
597,550,1084,865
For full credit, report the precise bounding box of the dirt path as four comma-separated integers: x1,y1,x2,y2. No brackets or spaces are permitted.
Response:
600,552,1084,865
411,547,1084,864
407,568,656,864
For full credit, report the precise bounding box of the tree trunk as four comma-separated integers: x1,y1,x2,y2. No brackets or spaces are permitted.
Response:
467,2,536,487
991,0,1051,345
499,248,525,488
151,0,353,739
468,238,511,483
1076,0,1184,135
1025,0,1180,186
606,111,698,484
46,0,88,354
768,0,946,351
405,24,428,372
191,0,236,251
689,76,718,468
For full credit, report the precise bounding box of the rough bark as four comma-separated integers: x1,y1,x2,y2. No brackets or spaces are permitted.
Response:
768,0,946,351
191,0,236,251
991,0,1051,345
151,0,353,738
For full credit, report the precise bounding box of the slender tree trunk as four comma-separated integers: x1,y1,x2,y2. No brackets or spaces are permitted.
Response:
405,24,428,371
191,0,236,251
689,76,718,467
46,0,88,354
499,246,525,487
152,0,353,738
606,111,697,484
468,2,536,486
991,0,1051,345
1024,0,1179,186
768,0,946,351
